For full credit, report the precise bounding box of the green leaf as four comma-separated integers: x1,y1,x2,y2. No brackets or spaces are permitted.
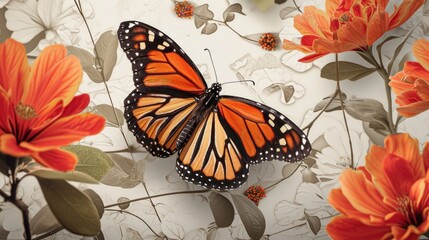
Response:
66,46,103,83
83,189,105,218
304,213,321,235
230,193,265,240
202,23,218,35
313,91,347,112
281,162,301,178
30,205,62,235
94,104,124,127
344,98,390,132
30,169,98,183
63,145,114,181
208,192,234,228
36,178,101,236
320,61,376,81
95,31,118,81
100,158,145,188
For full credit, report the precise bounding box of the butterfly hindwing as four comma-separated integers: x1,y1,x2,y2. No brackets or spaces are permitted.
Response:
177,111,249,190
118,21,207,96
217,96,311,164
124,89,198,157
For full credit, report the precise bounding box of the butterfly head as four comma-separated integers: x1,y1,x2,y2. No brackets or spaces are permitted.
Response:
207,83,222,97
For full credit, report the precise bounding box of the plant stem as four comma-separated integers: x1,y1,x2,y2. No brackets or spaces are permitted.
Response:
142,182,162,223
104,189,211,209
335,54,354,168
362,50,395,134
73,0,135,159
302,89,340,136
265,215,337,237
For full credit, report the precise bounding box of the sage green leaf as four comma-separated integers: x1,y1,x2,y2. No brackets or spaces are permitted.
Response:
95,31,118,81
66,46,103,83
321,61,376,81
83,189,105,218
344,98,390,132
30,169,98,184
282,162,301,178
0,8,12,42
93,231,105,240
362,122,386,146
194,4,214,29
223,3,245,22
36,178,101,236
108,153,135,174
313,91,347,112
202,23,218,35
208,192,234,228
30,205,61,235
279,7,298,20
231,193,265,240
304,213,321,235
100,158,144,188
94,104,124,127
63,145,114,181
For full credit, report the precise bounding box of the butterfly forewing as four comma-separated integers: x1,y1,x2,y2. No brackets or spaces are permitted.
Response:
177,111,249,190
118,21,207,96
124,89,198,157
217,96,311,164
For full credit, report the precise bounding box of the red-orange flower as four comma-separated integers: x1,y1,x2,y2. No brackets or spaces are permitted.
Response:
174,1,194,19
245,185,266,205
283,0,424,62
0,39,105,171
389,39,429,117
327,133,429,240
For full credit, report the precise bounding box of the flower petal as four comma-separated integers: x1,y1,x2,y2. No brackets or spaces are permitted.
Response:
336,17,368,50
32,148,77,171
415,79,429,101
61,94,90,117
21,113,105,151
396,100,429,117
413,39,429,71
389,70,415,95
404,61,429,80
0,134,33,157
0,38,30,103
327,215,391,240
294,6,332,38
384,133,424,178
24,45,82,110
382,154,419,197
325,0,342,16
339,169,392,218
366,10,389,46
282,39,314,54
329,188,374,224
423,143,429,172
388,0,424,30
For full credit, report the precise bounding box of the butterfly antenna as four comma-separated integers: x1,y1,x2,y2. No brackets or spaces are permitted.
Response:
221,80,256,86
204,48,219,83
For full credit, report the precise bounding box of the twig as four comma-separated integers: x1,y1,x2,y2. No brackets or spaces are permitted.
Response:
104,189,211,209
105,209,161,237
335,54,354,168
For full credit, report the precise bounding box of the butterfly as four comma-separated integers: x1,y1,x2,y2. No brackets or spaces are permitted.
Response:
117,21,311,190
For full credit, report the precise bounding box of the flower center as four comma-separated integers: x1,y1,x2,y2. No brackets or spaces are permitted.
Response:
15,103,38,120
397,196,421,227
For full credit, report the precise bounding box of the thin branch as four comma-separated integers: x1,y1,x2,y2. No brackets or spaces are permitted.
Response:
142,182,162,222
335,54,354,168
265,215,337,237
104,189,211,209
32,227,63,240
292,0,302,13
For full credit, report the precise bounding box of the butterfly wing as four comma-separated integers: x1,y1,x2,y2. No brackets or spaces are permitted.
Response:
176,110,249,190
118,21,207,96
217,96,311,164
124,89,199,157
118,21,208,157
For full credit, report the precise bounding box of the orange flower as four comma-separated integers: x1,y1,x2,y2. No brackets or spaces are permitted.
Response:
0,39,105,171
327,133,429,240
283,0,424,62
245,185,266,205
390,39,429,117
174,1,194,19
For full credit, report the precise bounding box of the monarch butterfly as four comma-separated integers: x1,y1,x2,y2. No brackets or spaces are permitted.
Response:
118,21,311,190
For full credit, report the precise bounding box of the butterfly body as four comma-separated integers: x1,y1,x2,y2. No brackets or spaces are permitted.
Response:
118,21,311,190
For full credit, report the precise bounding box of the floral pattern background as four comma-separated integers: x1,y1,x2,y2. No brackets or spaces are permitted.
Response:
1,0,429,239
